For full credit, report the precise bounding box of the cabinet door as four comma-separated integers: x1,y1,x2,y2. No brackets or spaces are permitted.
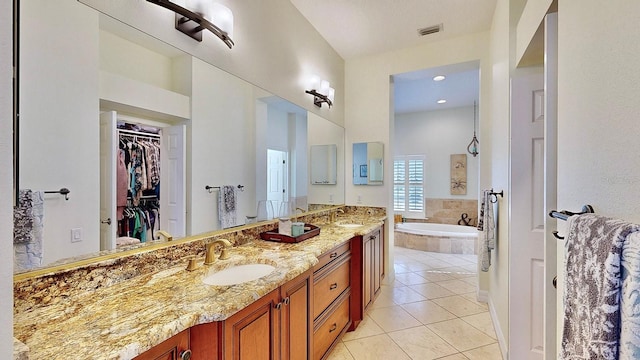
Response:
133,329,190,360
363,237,373,310
281,270,312,360
223,289,280,360
372,231,382,297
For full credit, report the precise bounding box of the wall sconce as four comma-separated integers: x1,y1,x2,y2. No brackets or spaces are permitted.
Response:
147,0,234,49
305,75,335,108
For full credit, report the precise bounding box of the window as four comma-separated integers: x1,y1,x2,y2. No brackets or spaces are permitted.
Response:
393,155,425,218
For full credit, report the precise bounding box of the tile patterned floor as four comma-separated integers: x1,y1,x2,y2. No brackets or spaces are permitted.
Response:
327,246,504,360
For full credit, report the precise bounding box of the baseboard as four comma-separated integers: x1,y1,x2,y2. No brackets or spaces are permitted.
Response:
488,297,508,359
477,289,489,303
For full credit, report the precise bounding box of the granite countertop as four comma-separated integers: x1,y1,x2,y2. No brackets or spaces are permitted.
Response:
13,219,384,360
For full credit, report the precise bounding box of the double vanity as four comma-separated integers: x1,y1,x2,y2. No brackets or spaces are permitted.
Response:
13,207,386,360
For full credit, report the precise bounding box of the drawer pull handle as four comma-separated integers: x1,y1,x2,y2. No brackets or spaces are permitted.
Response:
329,283,338,290
180,349,192,360
329,252,338,258
274,302,282,310
329,323,337,332
283,297,290,305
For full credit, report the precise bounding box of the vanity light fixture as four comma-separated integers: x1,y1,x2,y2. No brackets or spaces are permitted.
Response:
305,75,335,108
147,0,234,48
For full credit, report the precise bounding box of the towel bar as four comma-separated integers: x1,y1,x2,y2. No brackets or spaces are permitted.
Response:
549,205,595,239
205,184,245,193
44,188,70,201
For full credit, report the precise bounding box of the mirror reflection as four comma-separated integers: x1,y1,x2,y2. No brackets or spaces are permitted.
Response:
14,8,344,273
353,142,384,185
310,145,337,185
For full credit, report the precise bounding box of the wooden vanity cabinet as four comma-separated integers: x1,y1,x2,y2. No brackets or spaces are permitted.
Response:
133,329,191,360
222,288,280,360
280,269,313,360
222,269,313,360
350,225,384,330
312,242,352,360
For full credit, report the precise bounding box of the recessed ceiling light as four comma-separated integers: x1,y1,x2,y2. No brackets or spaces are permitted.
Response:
437,99,447,104
433,75,446,81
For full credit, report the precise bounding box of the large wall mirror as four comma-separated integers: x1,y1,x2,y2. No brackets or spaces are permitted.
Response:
14,2,345,273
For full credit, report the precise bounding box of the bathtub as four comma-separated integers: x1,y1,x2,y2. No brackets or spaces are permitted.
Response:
394,222,478,255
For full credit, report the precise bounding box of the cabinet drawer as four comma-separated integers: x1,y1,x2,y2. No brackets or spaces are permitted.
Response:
313,293,350,360
313,257,350,319
315,242,350,271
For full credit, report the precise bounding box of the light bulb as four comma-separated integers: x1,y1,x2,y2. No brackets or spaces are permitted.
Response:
319,80,330,96
210,3,233,38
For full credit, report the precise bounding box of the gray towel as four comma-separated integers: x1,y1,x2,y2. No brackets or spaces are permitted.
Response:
14,189,34,244
218,185,237,229
561,214,640,360
14,190,44,271
620,231,640,359
479,190,496,272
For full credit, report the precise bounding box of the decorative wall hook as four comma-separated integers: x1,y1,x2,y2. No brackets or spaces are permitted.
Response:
489,190,503,203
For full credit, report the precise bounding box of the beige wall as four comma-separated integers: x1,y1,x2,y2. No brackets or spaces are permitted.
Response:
0,0,12,356
487,0,511,352
557,1,640,222
78,0,345,127
425,199,478,226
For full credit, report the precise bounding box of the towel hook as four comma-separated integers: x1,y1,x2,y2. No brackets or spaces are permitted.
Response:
489,190,503,203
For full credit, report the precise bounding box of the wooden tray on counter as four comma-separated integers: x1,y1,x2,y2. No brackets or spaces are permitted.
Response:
259,224,321,243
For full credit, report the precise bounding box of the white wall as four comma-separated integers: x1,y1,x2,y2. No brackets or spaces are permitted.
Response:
19,0,100,266
77,0,345,127
395,106,479,200
557,1,640,222
486,0,511,351
307,112,345,205
99,30,175,91
0,0,13,355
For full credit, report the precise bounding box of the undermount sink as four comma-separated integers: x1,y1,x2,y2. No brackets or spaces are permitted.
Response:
336,223,364,228
202,264,276,286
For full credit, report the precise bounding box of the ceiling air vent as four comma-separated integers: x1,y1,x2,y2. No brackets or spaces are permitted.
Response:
417,24,443,37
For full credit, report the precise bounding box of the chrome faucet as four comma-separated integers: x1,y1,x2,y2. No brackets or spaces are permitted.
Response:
155,230,173,241
204,239,232,265
295,207,305,222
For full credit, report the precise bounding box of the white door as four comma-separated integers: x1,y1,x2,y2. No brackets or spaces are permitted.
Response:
161,124,186,237
267,149,287,215
509,66,545,359
99,111,117,250
543,13,559,360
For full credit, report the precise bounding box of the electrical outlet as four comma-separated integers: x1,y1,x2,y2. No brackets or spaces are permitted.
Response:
357,195,362,204
71,228,82,243
329,194,334,203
